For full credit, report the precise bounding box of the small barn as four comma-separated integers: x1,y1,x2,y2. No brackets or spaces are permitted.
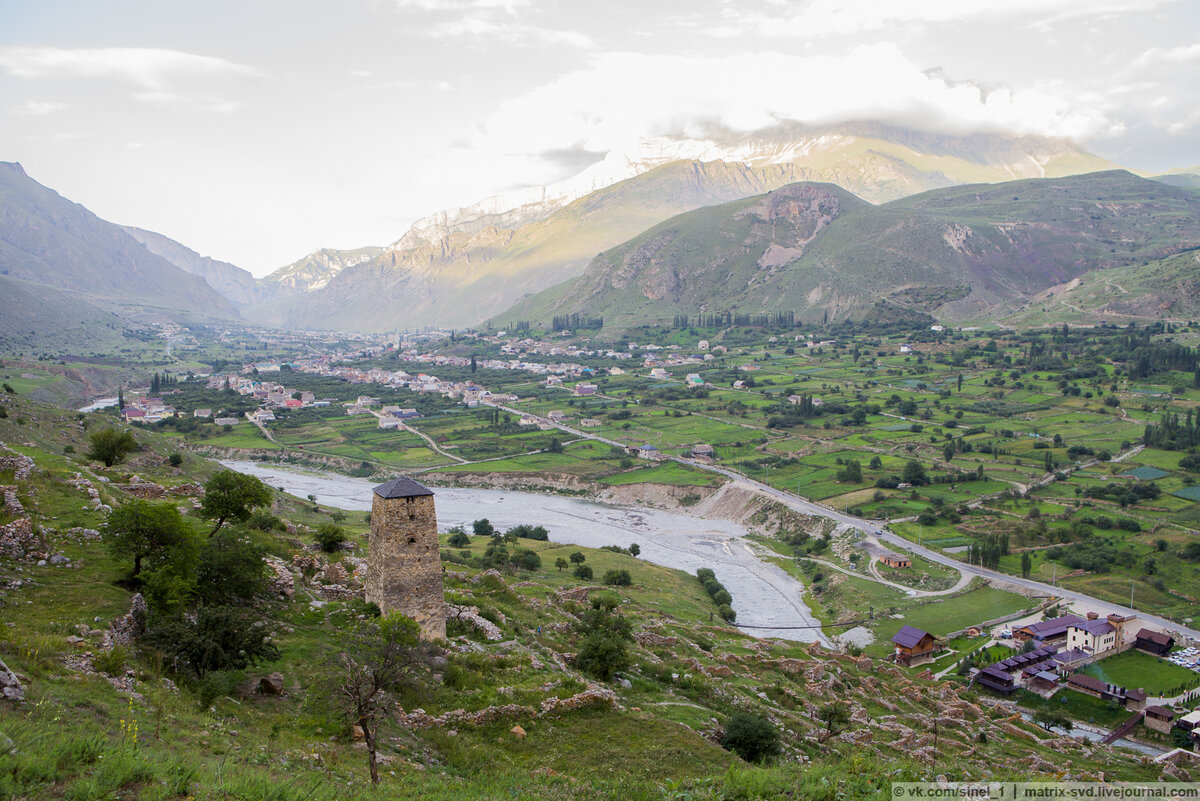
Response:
1134,628,1174,656
880,553,911,569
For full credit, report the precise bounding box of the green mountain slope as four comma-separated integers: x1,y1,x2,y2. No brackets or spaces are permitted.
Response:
244,124,1117,332
0,162,239,320
503,170,1200,328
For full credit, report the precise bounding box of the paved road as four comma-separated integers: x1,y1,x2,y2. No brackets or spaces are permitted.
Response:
486,400,1200,642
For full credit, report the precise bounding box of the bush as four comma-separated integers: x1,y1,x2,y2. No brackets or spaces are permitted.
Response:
718,604,736,622
144,606,279,677
92,645,129,675
447,529,470,548
572,595,633,680
720,711,780,763
602,569,632,586
87,428,139,467
573,564,594,580
168,453,184,467
314,523,347,553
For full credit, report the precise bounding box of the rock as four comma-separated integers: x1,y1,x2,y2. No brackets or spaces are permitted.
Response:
108,594,148,646
430,656,448,669
351,725,365,741
510,725,526,739
0,658,24,702
446,729,457,737
258,673,285,695
49,555,70,565
618,678,632,689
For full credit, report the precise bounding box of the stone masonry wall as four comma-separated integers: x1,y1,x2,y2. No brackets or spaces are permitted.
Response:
365,493,446,640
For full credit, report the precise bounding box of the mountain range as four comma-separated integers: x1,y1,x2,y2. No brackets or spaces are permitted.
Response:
2,122,1200,347
503,170,1200,328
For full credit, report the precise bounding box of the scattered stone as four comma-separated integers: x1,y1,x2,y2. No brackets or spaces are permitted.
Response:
510,725,526,739
0,658,24,702
447,605,503,641
108,593,147,646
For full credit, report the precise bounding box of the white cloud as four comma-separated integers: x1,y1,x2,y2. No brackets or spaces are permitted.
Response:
716,0,1174,38
11,99,68,115
428,15,594,47
475,45,1109,158
0,47,261,86
1133,41,1200,67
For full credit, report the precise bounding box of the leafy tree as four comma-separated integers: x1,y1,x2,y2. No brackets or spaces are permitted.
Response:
868,455,883,470
195,530,270,605
1020,552,1032,579
447,529,470,548
317,614,426,784
471,518,495,538
569,551,586,564
628,543,640,557
168,453,183,467
103,500,199,577
315,523,348,553
836,459,862,483
87,428,139,467
818,701,851,742
573,564,594,580
555,557,569,572
721,711,781,763
572,594,632,680
902,460,928,486
144,605,279,678
513,548,541,571
1033,710,1072,733
198,469,272,535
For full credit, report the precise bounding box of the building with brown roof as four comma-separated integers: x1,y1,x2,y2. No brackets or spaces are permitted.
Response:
891,625,938,666
1144,705,1175,734
1134,628,1175,656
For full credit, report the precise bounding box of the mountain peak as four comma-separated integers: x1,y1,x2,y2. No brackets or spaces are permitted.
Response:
0,162,27,177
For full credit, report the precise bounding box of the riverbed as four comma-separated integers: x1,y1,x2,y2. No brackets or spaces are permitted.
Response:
220,460,828,645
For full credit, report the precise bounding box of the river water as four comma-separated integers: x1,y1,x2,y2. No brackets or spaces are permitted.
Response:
220,460,828,645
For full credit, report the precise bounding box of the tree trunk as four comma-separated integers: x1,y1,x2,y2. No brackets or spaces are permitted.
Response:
363,720,379,785
210,516,225,536
133,553,143,576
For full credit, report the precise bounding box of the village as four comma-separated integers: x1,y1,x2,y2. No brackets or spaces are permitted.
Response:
892,609,1200,751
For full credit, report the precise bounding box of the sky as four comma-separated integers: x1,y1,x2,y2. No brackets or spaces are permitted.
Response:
1,0,1198,276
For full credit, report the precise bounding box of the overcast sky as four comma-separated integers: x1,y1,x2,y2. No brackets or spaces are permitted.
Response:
2,0,1198,276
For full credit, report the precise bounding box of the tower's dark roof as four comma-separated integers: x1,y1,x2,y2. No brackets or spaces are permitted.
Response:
373,477,434,499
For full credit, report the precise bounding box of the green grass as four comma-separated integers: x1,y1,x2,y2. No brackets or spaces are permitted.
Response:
1083,649,1200,695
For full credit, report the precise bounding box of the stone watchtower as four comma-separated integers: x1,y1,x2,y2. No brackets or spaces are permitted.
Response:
365,477,445,640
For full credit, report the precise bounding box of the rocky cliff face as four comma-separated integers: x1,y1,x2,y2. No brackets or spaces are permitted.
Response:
122,226,261,306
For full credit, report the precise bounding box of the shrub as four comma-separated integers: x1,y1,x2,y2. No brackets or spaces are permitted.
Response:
144,606,279,677
87,428,139,467
314,523,347,553
447,529,470,548
602,569,632,586
195,531,270,605
168,453,183,467
573,564,594,580
720,711,780,763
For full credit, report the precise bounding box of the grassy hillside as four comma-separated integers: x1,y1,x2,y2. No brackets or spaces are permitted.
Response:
0,393,1178,799
504,171,1200,329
